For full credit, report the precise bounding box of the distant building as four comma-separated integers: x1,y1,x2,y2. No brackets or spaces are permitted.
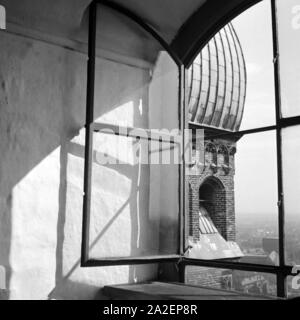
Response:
185,23,247,288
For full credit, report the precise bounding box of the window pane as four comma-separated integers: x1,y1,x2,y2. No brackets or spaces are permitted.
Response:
232,0,275,130
282,126,300,265
277,0,300,118
185,266,277,297
88,131,180,259
94,5,179,131
235,131,279,264
187,130,279,265
187,1,276,132
85,4,182,261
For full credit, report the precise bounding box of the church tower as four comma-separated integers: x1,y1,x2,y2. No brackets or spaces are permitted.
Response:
186,22,247,265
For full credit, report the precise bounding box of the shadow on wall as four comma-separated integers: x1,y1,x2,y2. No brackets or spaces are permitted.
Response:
0,32,89,298
0,195,11,300
49,126,155,300
0,68,15,299
0,25,158,299
47,45,178,299
49,90,161,299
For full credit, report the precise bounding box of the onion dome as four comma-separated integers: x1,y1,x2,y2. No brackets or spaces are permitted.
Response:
188,23,247,132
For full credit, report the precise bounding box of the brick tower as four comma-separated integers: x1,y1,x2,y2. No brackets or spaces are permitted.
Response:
185,22,247,288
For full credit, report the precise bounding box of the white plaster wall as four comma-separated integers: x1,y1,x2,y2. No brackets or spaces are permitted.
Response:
0,29,164,300
0,31,77,300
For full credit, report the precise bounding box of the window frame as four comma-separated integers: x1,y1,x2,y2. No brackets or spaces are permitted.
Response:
180,0,299,299
81,0,299,299
81,0,186,267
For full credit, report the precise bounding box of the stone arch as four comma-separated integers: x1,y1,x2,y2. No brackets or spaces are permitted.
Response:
199,176,227,239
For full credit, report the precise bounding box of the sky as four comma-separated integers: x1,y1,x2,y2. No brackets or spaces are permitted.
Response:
231,1,278,219
231,0,300,220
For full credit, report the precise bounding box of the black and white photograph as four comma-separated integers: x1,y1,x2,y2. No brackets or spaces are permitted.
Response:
0,0,299,308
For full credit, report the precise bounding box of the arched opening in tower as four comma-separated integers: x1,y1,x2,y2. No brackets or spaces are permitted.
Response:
199,177,227,240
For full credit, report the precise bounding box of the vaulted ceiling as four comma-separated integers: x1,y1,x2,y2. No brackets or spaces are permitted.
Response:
1,0,260,65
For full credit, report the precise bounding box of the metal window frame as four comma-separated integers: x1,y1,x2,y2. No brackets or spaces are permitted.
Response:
81,0,299,299
180,0,300,299
81,0,185,267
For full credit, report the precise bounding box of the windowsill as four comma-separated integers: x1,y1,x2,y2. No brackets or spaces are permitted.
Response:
102,281,277,300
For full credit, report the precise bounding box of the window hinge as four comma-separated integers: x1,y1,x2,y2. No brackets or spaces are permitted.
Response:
277,193,284,207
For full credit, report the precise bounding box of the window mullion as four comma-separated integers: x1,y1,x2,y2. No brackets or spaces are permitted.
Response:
180,65,188,259
82,0,97,265
271,0,287,298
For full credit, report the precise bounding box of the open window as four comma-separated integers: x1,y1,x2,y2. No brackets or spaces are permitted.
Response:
81,0,300,299
81,0,185,266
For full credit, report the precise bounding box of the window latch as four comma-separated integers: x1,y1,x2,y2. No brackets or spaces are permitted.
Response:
277,193,284,207
273,54,279,64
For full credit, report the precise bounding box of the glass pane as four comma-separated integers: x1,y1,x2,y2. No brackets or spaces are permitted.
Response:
88,131,180,259
93,5,179,131
186,130,279,265
282,126,300,265
185,266,277,297
277,0,300,118
187,1,276,132
85,4,182,261
232,0,275,130
236,131,278,264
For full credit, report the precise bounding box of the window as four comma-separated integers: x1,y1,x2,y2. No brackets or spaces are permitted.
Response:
81,0,184,266
184,0,300,298
82,0,300,299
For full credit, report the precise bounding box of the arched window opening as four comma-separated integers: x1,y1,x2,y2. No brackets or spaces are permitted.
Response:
199,177,227,239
